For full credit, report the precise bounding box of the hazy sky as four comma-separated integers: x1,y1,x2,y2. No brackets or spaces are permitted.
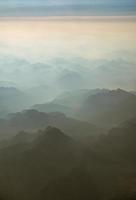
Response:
0,1,136,90
0,19,136,90
0,0,136,16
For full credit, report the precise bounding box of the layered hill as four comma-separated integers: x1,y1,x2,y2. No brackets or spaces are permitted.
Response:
0,110,100,140
0,122,136,200
77,89,136,127
33,89,136,128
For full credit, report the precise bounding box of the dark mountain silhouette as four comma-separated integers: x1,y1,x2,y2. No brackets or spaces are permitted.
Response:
36,127,72,146
104,117,136,164
42,165,99,200
0,127,85,200
0,130,33,149
0,123,135,200
112,194,136,200
34,127,78,155
87,117,136,200
92,116,136,165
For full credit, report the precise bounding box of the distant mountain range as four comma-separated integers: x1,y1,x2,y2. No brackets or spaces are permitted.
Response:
1,87,136,128
33,103,72,116
0,109,100,140
53,88,109,108
2,87,136,139
0,53,136,92
33,89,136,128
0,86,58,118
0,87,30,117
78,89,136,127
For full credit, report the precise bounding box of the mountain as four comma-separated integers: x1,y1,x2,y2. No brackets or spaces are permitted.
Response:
0,127,85,200
0,121,136,200
85,117,136,200
77,89,136,127
33,89,109,118
92,116,136,164
35,127,74,151
53,88,109,108
0,130,34,149
131,91,136,96
90,58,136,90
42,165,99,200
56,70,85,90
33,102,72,116
0,87,30,117
0,109,100,140
0,124,136,200
25,84,59,105
31,88,136,128
106,117,136,163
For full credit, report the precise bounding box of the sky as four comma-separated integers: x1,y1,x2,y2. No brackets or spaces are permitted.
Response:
0,0,136,16
0,1,136,92
0,19,136,91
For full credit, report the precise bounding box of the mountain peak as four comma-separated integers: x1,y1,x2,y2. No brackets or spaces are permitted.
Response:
45,126,65,138
36,126,72,148
110,88,131,95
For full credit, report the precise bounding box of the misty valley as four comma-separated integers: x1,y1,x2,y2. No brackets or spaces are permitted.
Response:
0,87,136,200
0,2,136,198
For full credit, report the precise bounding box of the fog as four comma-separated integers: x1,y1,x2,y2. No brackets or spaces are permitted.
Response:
0,12,136,200
0,18,136,95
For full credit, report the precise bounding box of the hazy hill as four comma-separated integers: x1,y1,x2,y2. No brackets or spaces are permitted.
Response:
57,70,85,90
77,89,136,127
53,88,109,108
33,89,109,118
37,89,136,128
0,87,30,117
0,110,100,140
33,103,72,116
131,91,136,96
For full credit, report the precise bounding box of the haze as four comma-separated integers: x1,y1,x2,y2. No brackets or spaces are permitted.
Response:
0,1,136,200
0,17,135,92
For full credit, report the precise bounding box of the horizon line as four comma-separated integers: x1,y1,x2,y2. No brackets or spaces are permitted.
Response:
0,15,136,21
